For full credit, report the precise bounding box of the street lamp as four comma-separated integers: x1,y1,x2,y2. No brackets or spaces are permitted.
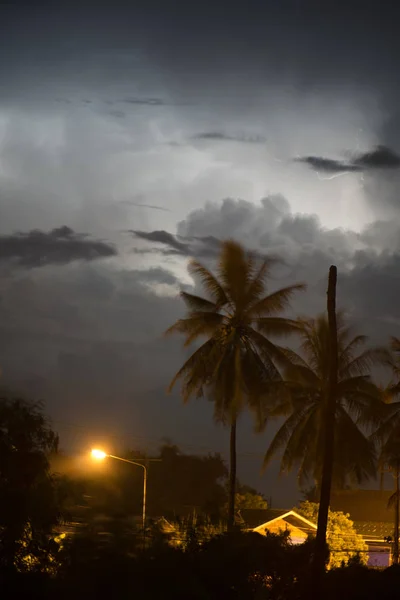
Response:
91,449,148,536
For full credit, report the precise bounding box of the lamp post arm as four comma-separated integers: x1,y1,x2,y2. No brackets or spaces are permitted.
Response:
108,454,147,547
108,455,147,472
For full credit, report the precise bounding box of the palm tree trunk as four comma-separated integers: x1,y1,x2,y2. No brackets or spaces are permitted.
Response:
312,265,338,594
227,418,237,531
393,461,400,565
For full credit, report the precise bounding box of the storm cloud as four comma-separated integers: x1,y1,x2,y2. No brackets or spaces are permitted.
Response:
0,226,117,268
297,145,400,175
295,156,362,174
354,145,400,169
131,229,221,257
192,132,267,144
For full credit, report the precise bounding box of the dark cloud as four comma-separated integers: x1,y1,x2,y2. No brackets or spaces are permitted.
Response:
297,146,400,175
339,252,400,329
0,226,116,268
295,156,361,174
131,230,221,257
121,97,193,107
132,230,188,254
192,132,267,144
121,201,171,212
353,145,400,169
122,97,167,106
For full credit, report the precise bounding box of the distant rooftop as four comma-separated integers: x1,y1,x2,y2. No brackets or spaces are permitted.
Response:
239,508,317,535
238,508,290,529
353,521,394,540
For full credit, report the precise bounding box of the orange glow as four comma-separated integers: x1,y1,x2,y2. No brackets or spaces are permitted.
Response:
91,448,107,460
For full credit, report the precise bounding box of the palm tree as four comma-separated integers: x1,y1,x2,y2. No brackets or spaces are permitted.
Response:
264,312,382,492
372,337,400,564
165,240,305,530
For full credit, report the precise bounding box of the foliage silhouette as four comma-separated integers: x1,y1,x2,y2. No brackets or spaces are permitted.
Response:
0,395,71,575
166,239,304,529
298,501,368,568
265,312,382,490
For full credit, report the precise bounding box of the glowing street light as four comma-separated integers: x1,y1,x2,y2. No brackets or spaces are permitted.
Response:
91,448,107,460
90,448,148,540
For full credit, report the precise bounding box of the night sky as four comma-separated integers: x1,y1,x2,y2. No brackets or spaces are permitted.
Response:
1,0,400,505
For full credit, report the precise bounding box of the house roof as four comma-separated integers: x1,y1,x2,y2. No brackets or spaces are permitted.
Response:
240,503,395,543
240,508,317,534
239,509,289,529
353,521,394,541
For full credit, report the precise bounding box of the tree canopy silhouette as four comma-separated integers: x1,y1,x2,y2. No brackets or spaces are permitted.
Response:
166,240,305,528
264,312,382,490
0,395,66,573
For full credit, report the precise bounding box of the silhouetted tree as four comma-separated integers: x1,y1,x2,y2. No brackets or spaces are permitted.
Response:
166,240,304,529
0,396,66,574
298,501,367,568
371,336,400,565
264,310,381,491
148,444,228,518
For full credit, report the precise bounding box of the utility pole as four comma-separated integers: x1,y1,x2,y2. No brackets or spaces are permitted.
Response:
393,461,400,565
312,265,338,598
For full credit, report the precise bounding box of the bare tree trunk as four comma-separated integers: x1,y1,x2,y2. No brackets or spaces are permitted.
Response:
312,265,338,596
394,461,399,565
227,419,237,531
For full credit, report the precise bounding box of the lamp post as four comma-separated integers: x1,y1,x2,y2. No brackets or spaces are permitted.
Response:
91,449,151,544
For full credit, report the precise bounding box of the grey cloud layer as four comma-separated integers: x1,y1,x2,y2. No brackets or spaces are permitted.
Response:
3,196,400,425
192,132,267,144
0,226,116,268
297,145,400,175
132,196,400,326
131,229,221,257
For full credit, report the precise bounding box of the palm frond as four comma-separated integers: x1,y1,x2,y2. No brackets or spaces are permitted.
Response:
263,403,313,470
246,284,306,318
216,240,254,311
371,404,400,447
240,343,287,430
339,334,368,359
167,338,218,398
243,256,277,305
284,363,320,388
246,327,297,374
180,291,219,312
388,490,400,509
340,347,388,379
164,313,225,346
278,346,311,370
187,259,230,308
338,376,381,418
280,404,320,483
255,317,303,338
334,406,377,484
